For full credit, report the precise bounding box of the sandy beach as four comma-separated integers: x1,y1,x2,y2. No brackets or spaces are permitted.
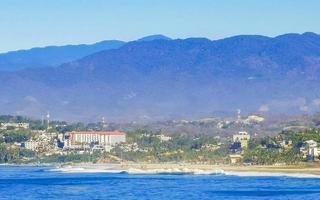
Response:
58,162,320,176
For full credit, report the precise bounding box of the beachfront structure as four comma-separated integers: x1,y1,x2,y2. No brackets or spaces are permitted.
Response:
64,131,126,150
233,131,250,149
229,154,243,164
300,140,320,161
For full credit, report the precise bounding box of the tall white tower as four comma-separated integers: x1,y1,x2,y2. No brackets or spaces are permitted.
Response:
102,116,108,128
46,111,50,130
237,109,241,121
41,115,44,126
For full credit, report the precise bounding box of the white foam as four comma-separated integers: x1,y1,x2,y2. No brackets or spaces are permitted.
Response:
127,168,192,174
52,166,225,175
50,165,125,173
51,166,320,178
225,171,320,178
55,168,125,173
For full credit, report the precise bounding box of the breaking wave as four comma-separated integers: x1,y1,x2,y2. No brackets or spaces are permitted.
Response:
225,171,320,178
50,166,225,175
50,166,320,178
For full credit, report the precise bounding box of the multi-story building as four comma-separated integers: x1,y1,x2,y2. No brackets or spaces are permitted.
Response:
23,133,53,152
24,140,39,151
300,140,320,161
64,131,126,151
233,131,250,149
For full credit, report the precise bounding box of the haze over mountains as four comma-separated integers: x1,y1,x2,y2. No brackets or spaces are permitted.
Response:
0,40,125,71
0,35,171,71
0,33,320,122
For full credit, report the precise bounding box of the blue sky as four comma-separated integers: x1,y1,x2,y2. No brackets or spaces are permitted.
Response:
0,0,319,52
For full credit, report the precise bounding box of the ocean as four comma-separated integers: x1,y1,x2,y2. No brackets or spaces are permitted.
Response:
1,166,320,200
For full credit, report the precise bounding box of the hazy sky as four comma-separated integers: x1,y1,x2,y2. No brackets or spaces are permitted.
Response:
1,0,319,52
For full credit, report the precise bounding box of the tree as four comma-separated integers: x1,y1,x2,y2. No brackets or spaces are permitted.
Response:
3,130,32,143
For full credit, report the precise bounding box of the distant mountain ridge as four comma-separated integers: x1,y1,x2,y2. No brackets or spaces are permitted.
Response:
137,34,172,41
0,34,172,71
0,40,125,71
0,32,320,121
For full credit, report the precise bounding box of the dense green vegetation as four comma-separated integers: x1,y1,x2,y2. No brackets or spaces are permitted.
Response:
0,143,36,163
1,130,32,143
241,129,320,165
243,148,302,165
40,152,101,163
111,128,320,165
0,115,320,165
0,128,35,163
112,130,229,164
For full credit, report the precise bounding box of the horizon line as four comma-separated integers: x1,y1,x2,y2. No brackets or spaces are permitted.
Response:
0,31,318,54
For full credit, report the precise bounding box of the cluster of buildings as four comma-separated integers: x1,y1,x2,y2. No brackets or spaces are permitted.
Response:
118,142,151,153
228,131,320,164
300,140,320,161
22,130,126,154
23,132,54,153
0,122,29,130
12,119,319,163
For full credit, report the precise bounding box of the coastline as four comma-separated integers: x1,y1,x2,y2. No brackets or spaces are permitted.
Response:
2,162,320,176
56,162,320,176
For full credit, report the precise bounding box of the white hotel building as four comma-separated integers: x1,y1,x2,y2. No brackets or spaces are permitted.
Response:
64,131,126,150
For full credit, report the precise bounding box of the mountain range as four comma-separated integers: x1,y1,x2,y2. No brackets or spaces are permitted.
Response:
0,33,320,122
0,40,125,71
0,35,171,71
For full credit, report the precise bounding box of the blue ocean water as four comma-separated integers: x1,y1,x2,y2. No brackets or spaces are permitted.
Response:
1,166,320,200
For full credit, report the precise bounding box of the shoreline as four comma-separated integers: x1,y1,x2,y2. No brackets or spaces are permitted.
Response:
2,162,320,176
59,162,320,175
